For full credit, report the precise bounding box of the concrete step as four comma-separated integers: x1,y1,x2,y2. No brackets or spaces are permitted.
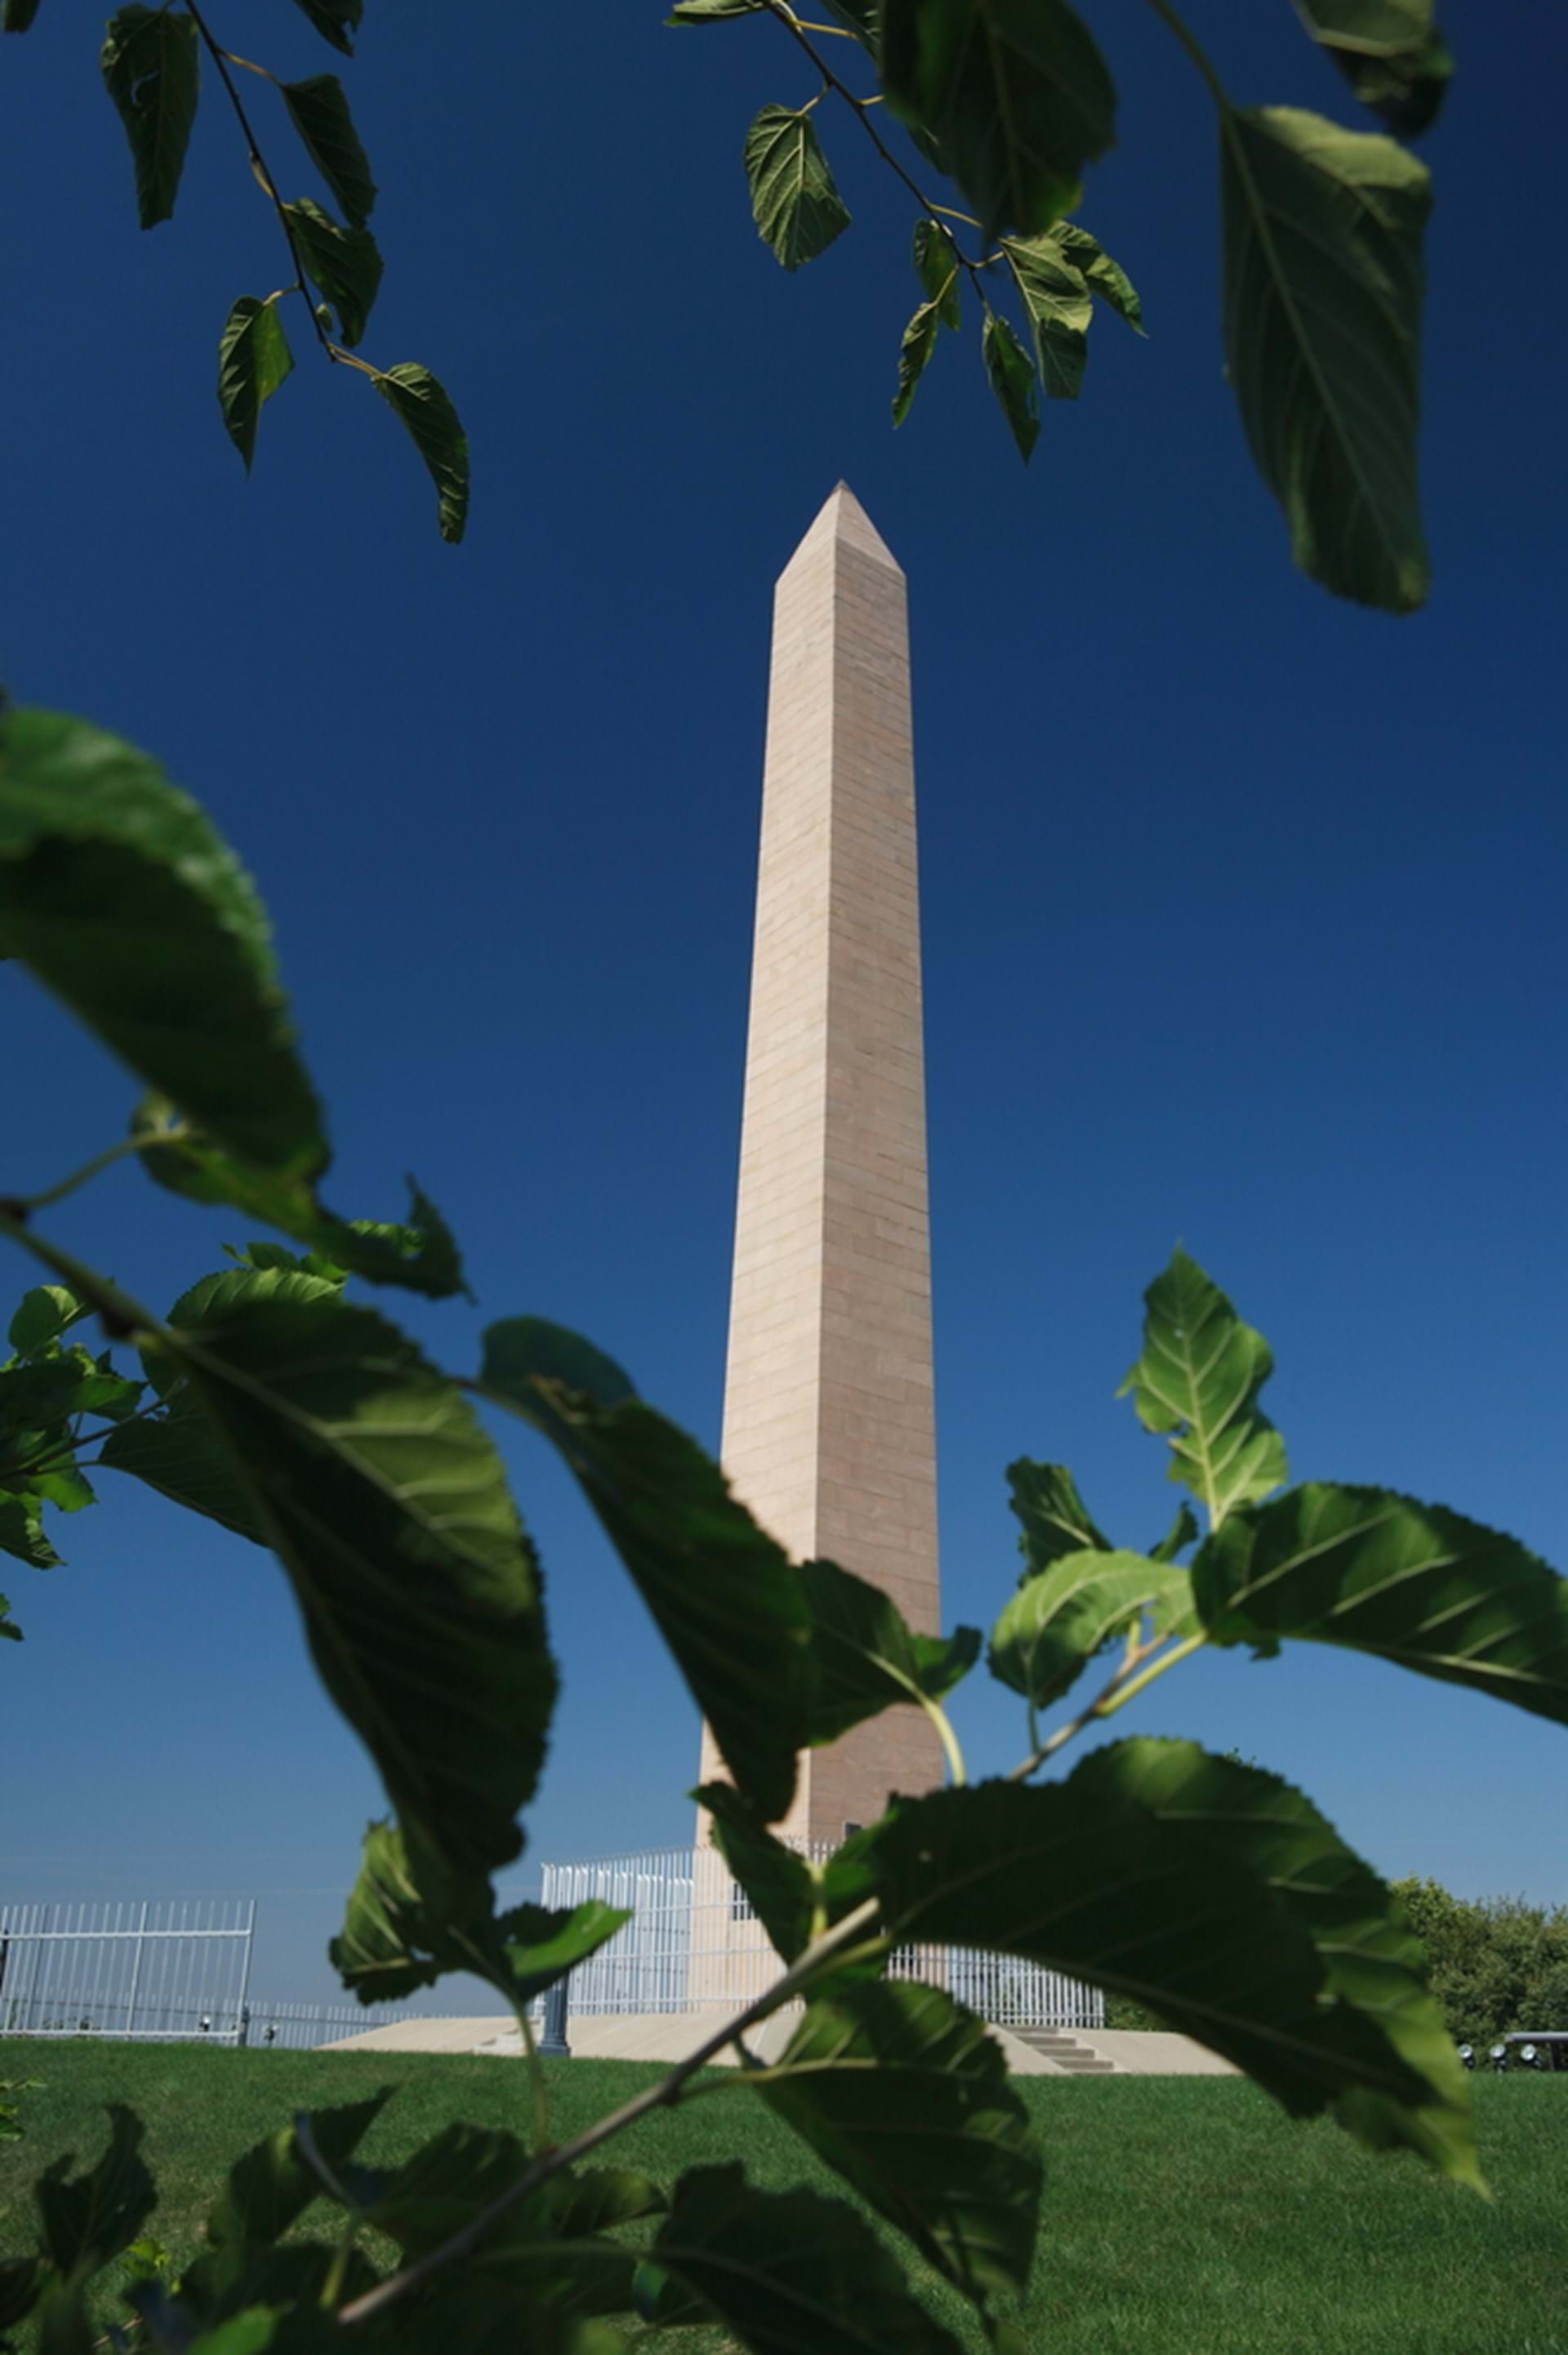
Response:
1008,2027,1120,2075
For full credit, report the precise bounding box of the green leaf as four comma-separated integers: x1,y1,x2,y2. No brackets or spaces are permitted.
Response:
3,2,43,30
0,1592,22,1643
799,1556,978,1746
756,1981,1040,2308
0,1490,60,1570
989,1547,1196,1710
820,0,879,47
282,199,382,348
1119,1249,1288,1528
1150,1501,1200,1563
892,300,942,428
653,2165,965,2355
1130,1743,1477,2184
374,364,470,545
9,1286,91,1358
1052,219,1144,331
217,299,295,475
0,1349,143,1430
696,1783,879,1968
181,2094,390,2307
332,1819,630,2008
1000,233,1093,398
1008,1460,1110,1580
99,1397,266,1545
100,7,199,230
1294,0,1453,136
282,75,376,225
36,2106,156,2279
1220,105,1431,613
286,0,362,55
667,0,764,16
1196,1482,1568,1728
481,1319,809,1823
743,105,851,270
133,1101,470,1300
865,1746,1446,2138
982,311,1038,461
0,2256,44,2333
912,219,961,328
880,0,1115,241
0,711,327,1181
158,1278,556,1879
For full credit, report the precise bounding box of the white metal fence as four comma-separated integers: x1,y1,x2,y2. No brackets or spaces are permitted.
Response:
0,1902,459,2051
539,1844,1102,2030
0,1899,254,2043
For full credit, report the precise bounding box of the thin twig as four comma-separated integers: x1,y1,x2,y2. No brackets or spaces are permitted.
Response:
336,1896,884,2328
759,0,991,294
1007,1630,1206,1782
15,1125,191,1216
181,0,336,359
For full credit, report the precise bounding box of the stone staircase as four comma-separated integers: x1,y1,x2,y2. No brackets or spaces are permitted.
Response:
1008,2027,1119,2075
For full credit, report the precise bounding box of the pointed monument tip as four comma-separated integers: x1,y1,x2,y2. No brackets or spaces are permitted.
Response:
781,481,903,579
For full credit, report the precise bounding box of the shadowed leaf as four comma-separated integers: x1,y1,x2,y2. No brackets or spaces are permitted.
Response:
799,1555,978,1746
375,364,470,544
1294,0,1453,136
880,0,1114,241
180,2094,390,2306
37,2106,156,2278
286,0,362,55
892,300,942,426
282,75,376,224
982,312,1037,460
912,218,962,328
1220,105,1431,612
283,199,383,348
100,6,199,229
1009,1460,1110,1579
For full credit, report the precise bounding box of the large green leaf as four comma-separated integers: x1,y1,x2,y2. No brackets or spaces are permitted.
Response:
217,299,295,475
1293,0,1453,136
480,1318,809,1824
1000,233,1092,398
982,313,1037,461
36,2107,156,2280
866,1745,1450,2142
332,1819,630,2009
1007,1459,1110,1579
1196,1482,1568,1728
988,1547,1196,1710
0,1349,142,1430
653,2165,965,2355
743,106,851,271
133,1099,468,1300
1220,105,1431,613
100,6,199,229
99,1398,266,1544
158,1277,556,1878
283,199,383,348
880,0,1115,241
0,711,326,1182
287,0,362,55
697,1783,880,1968
799,1555,977,1746
755,1981,1039,2307
1119,1249,1287,1528
374,364,470,545
282,75,376,225
891,300,942,428
1129,1743,1477,2183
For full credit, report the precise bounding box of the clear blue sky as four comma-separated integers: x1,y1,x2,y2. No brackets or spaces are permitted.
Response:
2,2,1563,2006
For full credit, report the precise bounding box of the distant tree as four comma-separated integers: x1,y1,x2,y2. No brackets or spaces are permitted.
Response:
1393,1880,1568,2046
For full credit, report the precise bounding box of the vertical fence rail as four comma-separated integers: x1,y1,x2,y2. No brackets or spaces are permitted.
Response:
540,1845,1104,2030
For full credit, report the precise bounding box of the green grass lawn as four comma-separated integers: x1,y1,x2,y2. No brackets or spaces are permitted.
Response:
3,2040,1566,2353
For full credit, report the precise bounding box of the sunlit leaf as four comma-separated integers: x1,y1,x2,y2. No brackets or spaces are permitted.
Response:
989,1547,1195,1709
744,105,851,270
1294,0,1453,136
912,218,962,328
217,298,295,475
982,311,1037,460
1196,1482,1568,1728
7,1286,91,1358
1119,1249,1287,1528
1052,219,1144,331
892,300,942,427
1000,233,1092,398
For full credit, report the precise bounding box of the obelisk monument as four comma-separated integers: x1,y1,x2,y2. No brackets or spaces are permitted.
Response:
699,484,942,1843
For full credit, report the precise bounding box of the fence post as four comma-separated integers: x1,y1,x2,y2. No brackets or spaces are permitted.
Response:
539,1975,571,2058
